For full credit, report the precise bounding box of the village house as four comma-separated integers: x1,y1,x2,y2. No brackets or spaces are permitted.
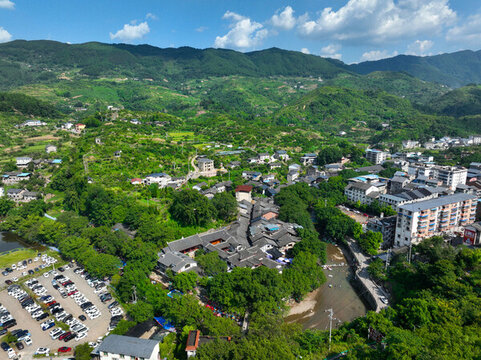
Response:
274,150,289,161
75,123,86,132
130,178,142,185
45,144,57,153
6,189,23,202
186,330,231,358
95,334,160,360
2,172,31,185
21,120,47,127
197,158,216,177
157,251,197,275
143,173,172,187
257,152,271,163
16,157,32,168
235,185,253,202
300,153,317,166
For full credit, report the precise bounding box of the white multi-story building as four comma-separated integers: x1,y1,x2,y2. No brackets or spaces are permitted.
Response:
198,158,216,177
344,183,381,205
96,335,159,360
394,193,477,247
432,166,467,190
365,149,387,165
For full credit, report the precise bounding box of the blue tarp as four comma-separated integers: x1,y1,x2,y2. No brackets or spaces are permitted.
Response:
154,317,176,332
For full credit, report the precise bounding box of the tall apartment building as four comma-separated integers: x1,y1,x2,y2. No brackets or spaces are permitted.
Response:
365,149,387,165
394,193,477,247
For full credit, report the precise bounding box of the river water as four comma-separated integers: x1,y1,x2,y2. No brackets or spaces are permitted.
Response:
285,243,368,330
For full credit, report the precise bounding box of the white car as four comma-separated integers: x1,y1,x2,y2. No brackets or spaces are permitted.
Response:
34,257,39,262
380,296,389,305
51,330,64,340
11,264,16,270
75,332,87,341
7,348,16,359
24,337,32,346
43,271,50,278
35,347,50,355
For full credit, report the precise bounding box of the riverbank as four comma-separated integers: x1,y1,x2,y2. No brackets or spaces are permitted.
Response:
285,243,368,330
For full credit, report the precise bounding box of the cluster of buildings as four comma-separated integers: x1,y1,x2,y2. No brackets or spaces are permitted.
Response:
247,150,290,165
402,135,481,150
156,190,301,276
344,156,481,248
133,172,185,189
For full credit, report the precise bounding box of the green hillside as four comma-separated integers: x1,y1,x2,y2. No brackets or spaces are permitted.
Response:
274,86,461,142
429,85,481,117
351,50,481,88
0,92,61,117
324,71,449,104
0,40,347,86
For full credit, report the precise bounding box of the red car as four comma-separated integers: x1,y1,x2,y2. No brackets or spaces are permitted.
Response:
58,332,71,341
68,290,78,296
47,301,57,306
58,347,72,353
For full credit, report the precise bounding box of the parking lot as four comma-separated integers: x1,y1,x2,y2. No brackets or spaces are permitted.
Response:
0,261,121,358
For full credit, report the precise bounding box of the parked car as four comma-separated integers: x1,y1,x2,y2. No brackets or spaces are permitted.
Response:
1,341,10,351
35,347,50,355
59,332,71,341
15,342,24,350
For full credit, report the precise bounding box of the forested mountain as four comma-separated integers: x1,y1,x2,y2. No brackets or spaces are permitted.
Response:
351,50,481,88
0,40,346,84
0,92,60,117
275,86,462,142
429,84,481,117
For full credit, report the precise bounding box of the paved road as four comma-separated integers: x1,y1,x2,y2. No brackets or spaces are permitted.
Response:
346,238,389,312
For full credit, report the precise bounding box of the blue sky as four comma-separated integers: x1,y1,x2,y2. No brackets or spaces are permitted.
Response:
1,0,480,63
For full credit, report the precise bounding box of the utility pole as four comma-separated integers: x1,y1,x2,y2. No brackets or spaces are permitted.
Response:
408,243,412,264
326,308,334,351
385,248,391,271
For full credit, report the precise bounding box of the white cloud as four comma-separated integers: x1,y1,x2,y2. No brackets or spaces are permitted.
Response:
271,6,296,30
301,48,310,54
110,21,150,42
320,44,342,60
196,26,208,33
0,0,14,9
446,13,481,45
406,40,434,56
0,27,11,42
360,49,398,62
298,0,456,44
146,13,157,20
214,11,268,49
